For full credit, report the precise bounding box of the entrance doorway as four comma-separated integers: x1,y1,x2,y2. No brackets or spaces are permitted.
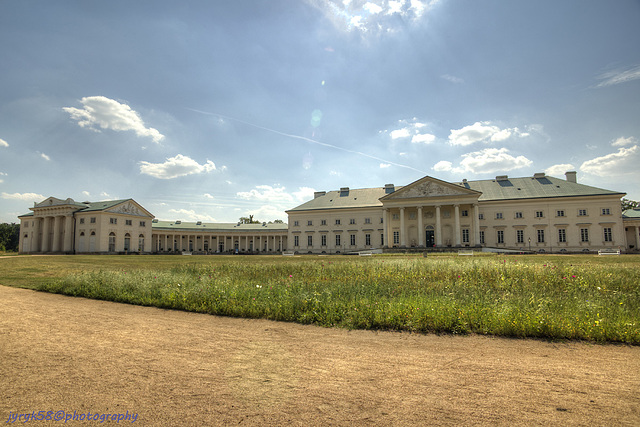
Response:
425,228,435,247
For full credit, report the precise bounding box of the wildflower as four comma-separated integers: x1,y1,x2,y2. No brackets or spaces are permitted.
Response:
289,275,293,278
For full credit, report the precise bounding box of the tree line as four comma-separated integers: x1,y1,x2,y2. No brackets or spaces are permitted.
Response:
0,223,20,252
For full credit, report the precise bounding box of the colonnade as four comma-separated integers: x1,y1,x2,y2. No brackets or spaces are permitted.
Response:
153,233,286,253
382,203,481,248
21,215,74,253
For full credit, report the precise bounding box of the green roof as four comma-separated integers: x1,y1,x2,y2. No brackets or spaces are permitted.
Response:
287,186,403,212
623,209,640,219
78,199,134,212
152,220,288,232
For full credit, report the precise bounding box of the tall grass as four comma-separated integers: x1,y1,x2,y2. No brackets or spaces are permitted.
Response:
38,256,640,343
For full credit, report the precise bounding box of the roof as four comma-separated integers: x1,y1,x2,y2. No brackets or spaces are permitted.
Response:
77,199,134,212
152,220,288,232
286,186,403,212
623,209,640,219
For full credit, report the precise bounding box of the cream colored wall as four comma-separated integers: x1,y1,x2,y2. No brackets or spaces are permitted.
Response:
74,211,153,253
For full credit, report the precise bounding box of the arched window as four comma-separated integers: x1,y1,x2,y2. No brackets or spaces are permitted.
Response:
124,233,131,251
108,232,116,252
138,234,145,252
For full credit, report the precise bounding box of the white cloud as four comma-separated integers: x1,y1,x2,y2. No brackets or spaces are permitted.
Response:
433,160,453,172
363,2,383,14
411,133,435,144
380,163,391,168
203,193,215,199
1,192,46,201
545,164,576,177
611,136,636,147
390,128,411,139
237,185,311,203
580,145,639,177
0,138,8,148
448,121,528,146
139,155,216,179
292,187,315,202
63,96,164,143
441,74,464,84
40,152,51,161
595,64,640,88
459,148,532,174
168,208,217,222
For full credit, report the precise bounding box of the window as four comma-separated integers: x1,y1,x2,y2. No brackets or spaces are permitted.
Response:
380,217,384,224
496,212,503,220
515,212,523,219
126,219,132,226
535,211,544,218
516,230,524,244
90,217,96,224
497,230,504,244
578,209,587,216
108,232,116,252
335,219,341,225
556,210,565,217
580,228,589,242
24,222,28,228
349,218,356,225
392,214,399,220
294,236,299,246
365,234,371,246
321,219,327,226
364,218,371,224
79,218,85,224
537,229,545,243
335,234,341,246
393,231,400,245
294,221,299,226
461,210,469,217
479,231,485,244
558,229,566,243
381,233,384,246
138,234,145,252
350,234,356,246
462,229,469,243
124,234,131,251
601,208,611,215
307,235,313,246
408,212,416,220
604,227,612,242
478,213,484,220
140,221,146,227
110,218,117,225
307,220,313,226
321,234,327,246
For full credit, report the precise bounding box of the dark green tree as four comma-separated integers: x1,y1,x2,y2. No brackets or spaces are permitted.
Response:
621,198,639,211
0,223,20,252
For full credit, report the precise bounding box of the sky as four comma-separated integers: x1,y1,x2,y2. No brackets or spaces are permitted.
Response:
1,0,639,224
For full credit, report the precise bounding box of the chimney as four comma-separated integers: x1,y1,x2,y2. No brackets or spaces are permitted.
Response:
565,171,577,183
533,172,545,179
496,175,508,181
314,191,326,199
384,183,395,194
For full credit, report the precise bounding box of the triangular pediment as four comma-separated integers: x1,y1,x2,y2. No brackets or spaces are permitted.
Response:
380,176,481,201
34,197,80,208
105,200,154,218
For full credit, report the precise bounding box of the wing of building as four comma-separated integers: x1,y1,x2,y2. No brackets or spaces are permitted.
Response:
286,172,634,254
17,171,638,254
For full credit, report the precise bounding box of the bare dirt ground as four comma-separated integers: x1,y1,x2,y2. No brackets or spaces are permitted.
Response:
1,285,639,426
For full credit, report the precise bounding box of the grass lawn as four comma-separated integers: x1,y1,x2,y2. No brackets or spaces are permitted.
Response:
1,253,639,343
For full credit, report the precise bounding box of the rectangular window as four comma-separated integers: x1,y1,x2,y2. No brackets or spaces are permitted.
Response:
139,221,146,227
515,212,523,219
479,231,485,244
307,235,313,246
110,218,117,225
365,234,371,246
556,210,565,217
321,219,327,226
335,219,341,225
125,219,132,226
294,221,299,226
350,218,356,225
408,212,416,220
558,229,566,243
392,214,399,220
516,229,524,244
580,228,589,242
393,231,400,245
307,220,313,226
90,217,96,224
535,211,544,218
537,229,545,243
578,209,587,216
381,233,384,246
138,237,144,252
496,212,503,220
80,218,85,224
461,210,469,217
335,234,341,246
364,218,371,224
497,230,504,244
321,234,327,246
350,234,356,246
380,217,384,224
294,236,299,246
604,227,612,242
601,208,611,215
462,229,469,243
478,213,484,220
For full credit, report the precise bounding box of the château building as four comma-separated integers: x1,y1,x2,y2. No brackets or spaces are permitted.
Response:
17,171,640,254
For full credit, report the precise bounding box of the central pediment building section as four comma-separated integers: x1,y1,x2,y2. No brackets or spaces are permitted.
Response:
380,175,481,205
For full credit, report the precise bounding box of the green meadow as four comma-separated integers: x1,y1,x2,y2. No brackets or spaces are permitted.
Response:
2,253,639,343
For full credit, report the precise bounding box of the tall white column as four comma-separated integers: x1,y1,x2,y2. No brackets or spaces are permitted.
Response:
32,219,41,252
383,209,389,248
41,217,51,252
454,205,461,247
63,215,74,253
473,204,481,246
418,206,424,247
435,206,442,247
400,207,406,247
52,216,62,252
635,226,640,251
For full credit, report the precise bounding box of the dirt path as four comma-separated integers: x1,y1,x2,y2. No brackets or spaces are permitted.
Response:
1,285,638,426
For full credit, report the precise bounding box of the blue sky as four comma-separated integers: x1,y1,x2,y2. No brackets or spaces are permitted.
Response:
1,0,639,223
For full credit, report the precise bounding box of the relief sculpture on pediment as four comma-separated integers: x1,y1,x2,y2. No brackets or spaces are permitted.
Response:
112,202,142,216
402,181,465,198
